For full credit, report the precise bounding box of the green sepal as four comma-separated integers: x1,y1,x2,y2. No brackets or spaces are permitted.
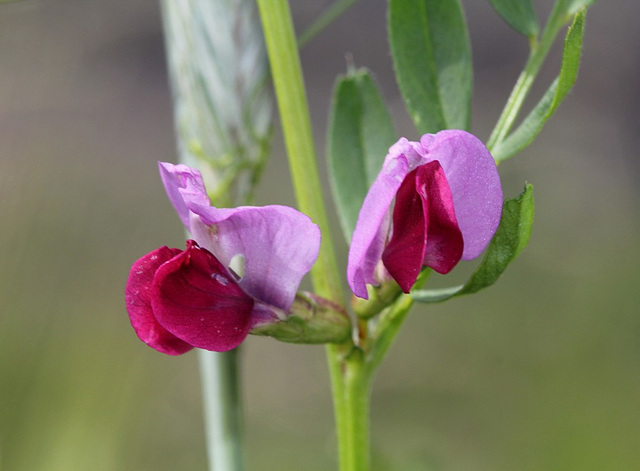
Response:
412,183,534,303
388,0,472,133
327,68,395,243
493,9,586,162
251,292,352,344
487,0,539,38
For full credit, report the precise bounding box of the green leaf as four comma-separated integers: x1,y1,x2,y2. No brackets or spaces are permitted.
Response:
412,183,534,303
493,9,586,162
327,69,395,243
487,0,539,38
388,0,472,133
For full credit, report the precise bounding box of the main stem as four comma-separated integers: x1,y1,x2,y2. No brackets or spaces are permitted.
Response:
344,351,372,471
256,0,342,302
256,2,368,470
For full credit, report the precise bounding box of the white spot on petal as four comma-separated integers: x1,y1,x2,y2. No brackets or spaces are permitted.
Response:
229,254,245,278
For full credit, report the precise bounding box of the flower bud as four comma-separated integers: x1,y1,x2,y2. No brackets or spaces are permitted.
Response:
251,292,352,345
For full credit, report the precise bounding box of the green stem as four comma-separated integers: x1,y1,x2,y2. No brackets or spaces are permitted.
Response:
367,294,414,374
343,350,372,471
366,270,430,374
256,0,343,303
487,3,572,151
198,349,244,471
256,2,358,470
327,344,349,471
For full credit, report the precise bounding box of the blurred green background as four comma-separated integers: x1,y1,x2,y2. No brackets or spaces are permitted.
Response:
1,1,639,470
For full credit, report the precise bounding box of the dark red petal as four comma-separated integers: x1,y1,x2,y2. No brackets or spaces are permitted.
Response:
382,161,464,293
125,247,194,355
382,167,428,293
151,240,255,352
417,161,464,274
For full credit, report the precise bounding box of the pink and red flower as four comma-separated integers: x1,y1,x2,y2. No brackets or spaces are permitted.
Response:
125,163,320,354
347,130,503,298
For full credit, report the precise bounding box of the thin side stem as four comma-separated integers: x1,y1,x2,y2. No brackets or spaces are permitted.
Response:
366,270,431,374
487,4,571,151
199,349,244,471
367,294,414,375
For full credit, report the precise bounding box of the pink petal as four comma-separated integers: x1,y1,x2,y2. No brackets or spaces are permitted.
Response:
419,130,502,260
157,162,320,311
158,162,209,229
125,247,194,356
151,241,255,352
347,139,427,298
186,204,320,311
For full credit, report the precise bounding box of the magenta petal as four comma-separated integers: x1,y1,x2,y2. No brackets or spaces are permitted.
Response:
419,131,502,260
417,161,464,274
382,162,464,293
186,204,320,311
125,247,194,356
151,241,255,352
381,168,428,293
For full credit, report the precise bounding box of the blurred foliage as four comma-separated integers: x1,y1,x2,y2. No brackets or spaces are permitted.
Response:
1,1,639,470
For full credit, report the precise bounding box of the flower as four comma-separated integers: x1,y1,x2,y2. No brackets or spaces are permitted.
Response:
125,163,321,354
347,130,503,299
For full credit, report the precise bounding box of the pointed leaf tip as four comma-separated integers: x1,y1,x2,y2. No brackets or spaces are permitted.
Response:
487,0,539,38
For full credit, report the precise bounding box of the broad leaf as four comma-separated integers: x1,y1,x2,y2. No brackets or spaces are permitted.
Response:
487,0,539,38
327,69,395,243
388,0,472,133
412,183,534,303
493,10,585,162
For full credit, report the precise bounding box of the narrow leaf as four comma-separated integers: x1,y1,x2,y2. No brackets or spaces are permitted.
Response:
412,183,534,303
388,0,472,133
327,69,395,243
487,0,539,38
493,10,585,162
